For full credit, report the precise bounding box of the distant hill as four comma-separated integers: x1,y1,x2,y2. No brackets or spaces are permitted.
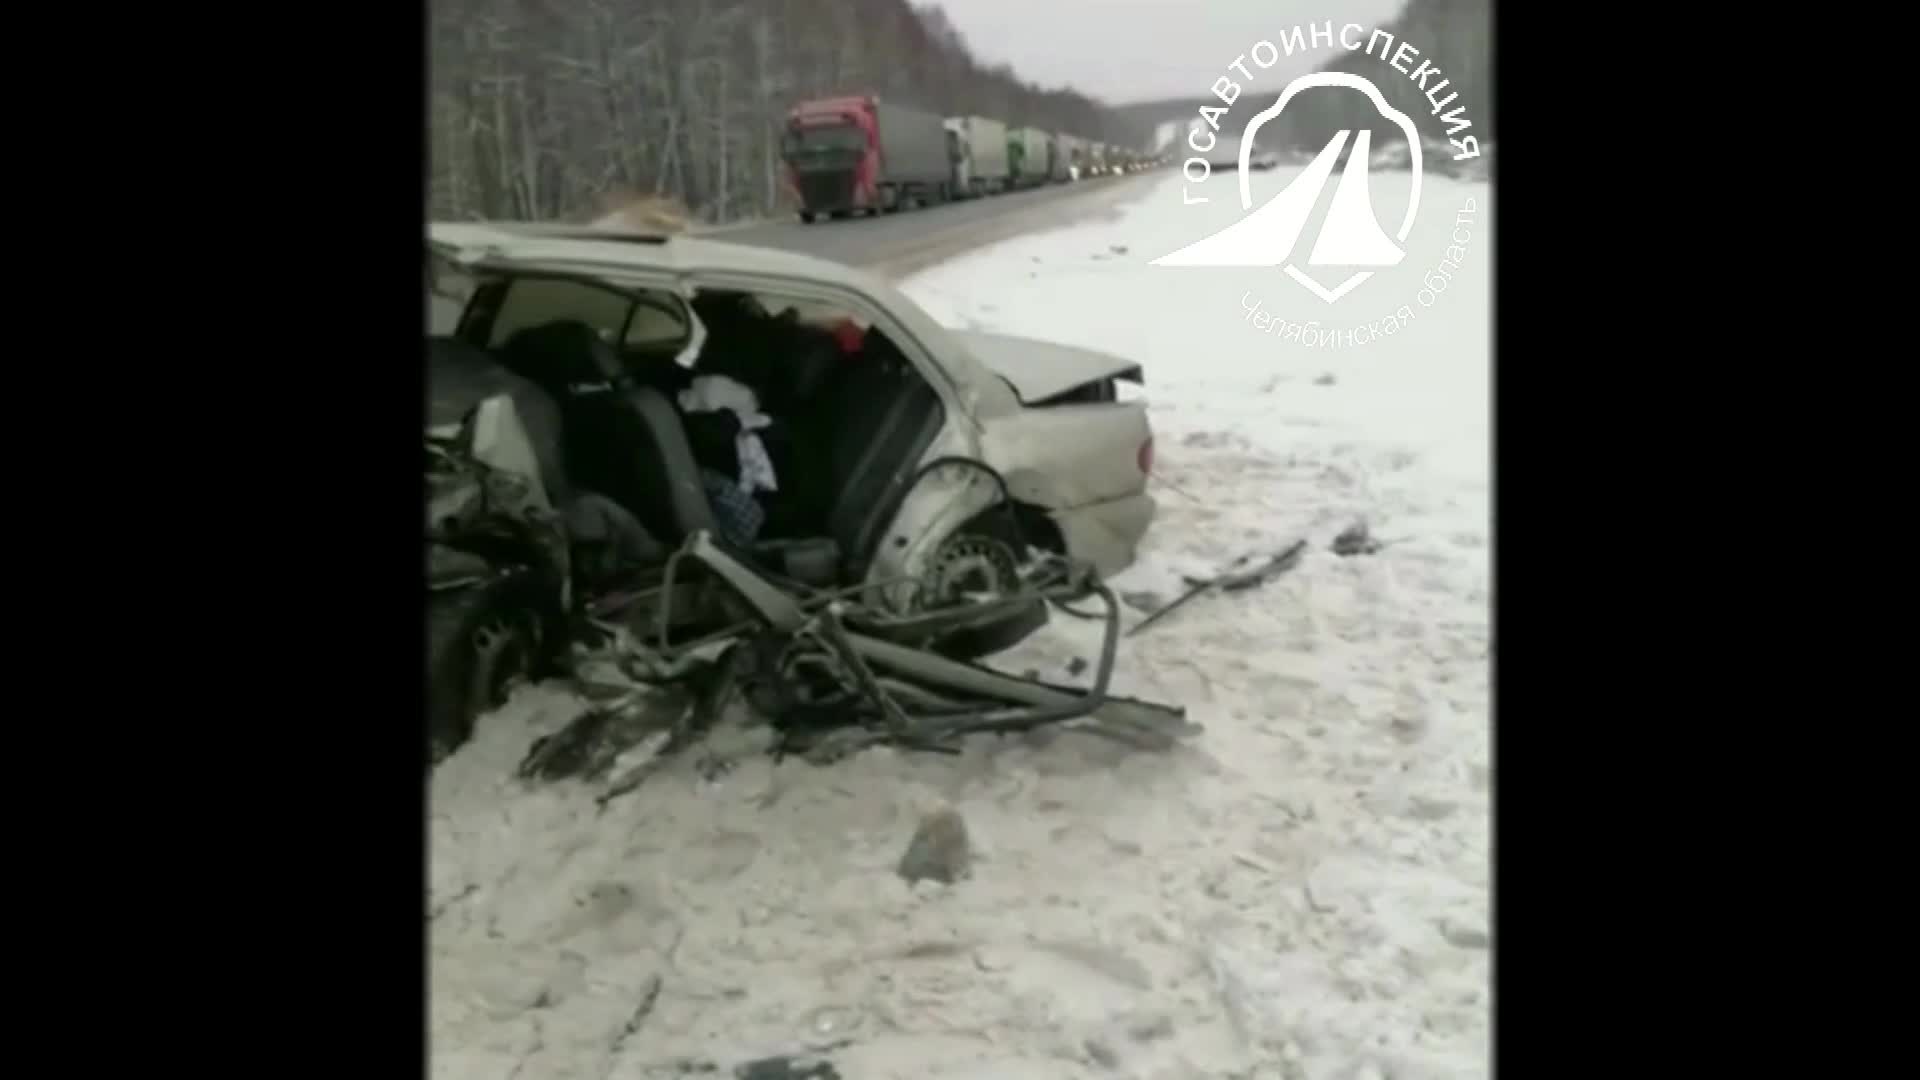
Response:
1110,0,1491,155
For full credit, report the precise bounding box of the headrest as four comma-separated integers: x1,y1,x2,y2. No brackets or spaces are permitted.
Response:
429,337,530,428
503,320,623,391
692,290,759,323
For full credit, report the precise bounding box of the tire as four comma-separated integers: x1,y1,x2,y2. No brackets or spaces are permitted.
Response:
427,573,552,766
799,211,816,224
929,595,1049,660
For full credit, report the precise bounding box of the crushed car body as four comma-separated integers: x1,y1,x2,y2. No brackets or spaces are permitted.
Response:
426,223,1175,764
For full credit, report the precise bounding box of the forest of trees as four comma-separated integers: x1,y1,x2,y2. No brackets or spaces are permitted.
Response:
428,0,1140,226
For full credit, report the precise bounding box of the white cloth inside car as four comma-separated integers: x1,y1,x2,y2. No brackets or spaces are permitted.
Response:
678,374,779,496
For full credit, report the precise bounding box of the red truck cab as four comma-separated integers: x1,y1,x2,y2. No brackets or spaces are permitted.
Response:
783,96,881,222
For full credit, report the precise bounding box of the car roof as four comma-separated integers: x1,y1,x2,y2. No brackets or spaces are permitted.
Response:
428,221,879,291
427,221,980,399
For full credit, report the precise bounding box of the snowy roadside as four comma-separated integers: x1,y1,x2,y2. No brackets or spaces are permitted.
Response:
431,168,1492,1080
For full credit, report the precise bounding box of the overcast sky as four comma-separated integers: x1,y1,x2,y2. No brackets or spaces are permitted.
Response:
930,0,1413,105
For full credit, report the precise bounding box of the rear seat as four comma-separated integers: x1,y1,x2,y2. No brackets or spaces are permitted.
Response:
765,331,941,575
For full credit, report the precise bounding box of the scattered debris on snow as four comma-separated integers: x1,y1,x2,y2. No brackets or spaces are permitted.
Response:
608,973,662,1054
734,1052,845,1079
1128,540,1308,637
896,805,973,885
1331,520,1384,557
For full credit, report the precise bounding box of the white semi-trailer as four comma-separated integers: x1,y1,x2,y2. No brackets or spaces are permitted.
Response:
943,115,1011,198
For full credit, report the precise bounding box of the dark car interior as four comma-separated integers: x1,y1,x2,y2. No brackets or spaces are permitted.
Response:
429,272,946,596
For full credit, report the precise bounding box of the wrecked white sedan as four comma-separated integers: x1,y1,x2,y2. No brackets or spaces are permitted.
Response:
428,222,1158,755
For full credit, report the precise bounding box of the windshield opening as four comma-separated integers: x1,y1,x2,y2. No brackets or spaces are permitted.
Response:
784,123,866,157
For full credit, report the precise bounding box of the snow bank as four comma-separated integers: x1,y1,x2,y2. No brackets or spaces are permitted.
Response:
431,169,1493,1080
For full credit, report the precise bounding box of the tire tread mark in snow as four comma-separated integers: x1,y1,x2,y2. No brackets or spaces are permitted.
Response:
603,973,663,1077
505,1016,545,1080
429,883,478,922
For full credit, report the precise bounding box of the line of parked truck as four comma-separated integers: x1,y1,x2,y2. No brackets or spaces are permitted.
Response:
781,95,1169,224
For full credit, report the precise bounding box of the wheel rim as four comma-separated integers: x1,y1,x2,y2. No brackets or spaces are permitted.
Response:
918,534,1021,611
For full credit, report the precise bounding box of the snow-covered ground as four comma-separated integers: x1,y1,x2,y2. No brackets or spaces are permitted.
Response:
431,168,1492,1080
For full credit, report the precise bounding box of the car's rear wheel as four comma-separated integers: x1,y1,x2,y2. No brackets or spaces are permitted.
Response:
916,529,1051,659
930,596,1049,659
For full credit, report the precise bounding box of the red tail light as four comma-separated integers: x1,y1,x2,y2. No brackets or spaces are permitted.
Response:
1137,436,1155,475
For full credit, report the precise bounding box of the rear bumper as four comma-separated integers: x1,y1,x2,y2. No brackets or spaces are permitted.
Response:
1051,492,1157,580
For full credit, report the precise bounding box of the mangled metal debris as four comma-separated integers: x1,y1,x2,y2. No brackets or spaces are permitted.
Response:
518,682,697,784
516,529,1198,798
1126,540,1308,637
1122,520,1401,638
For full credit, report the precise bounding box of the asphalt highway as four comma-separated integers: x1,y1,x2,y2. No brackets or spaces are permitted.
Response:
702,170,1165,277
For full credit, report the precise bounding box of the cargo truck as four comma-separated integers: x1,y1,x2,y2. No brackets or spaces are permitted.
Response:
1045,134,1073,182
1054,133,1086,180
1204,132,1246,170
1005,126,1052,189
943,115,1011,198
782,95,951,222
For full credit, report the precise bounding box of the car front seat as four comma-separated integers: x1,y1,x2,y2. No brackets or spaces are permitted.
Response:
503,320,718,546
428,336,572,508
